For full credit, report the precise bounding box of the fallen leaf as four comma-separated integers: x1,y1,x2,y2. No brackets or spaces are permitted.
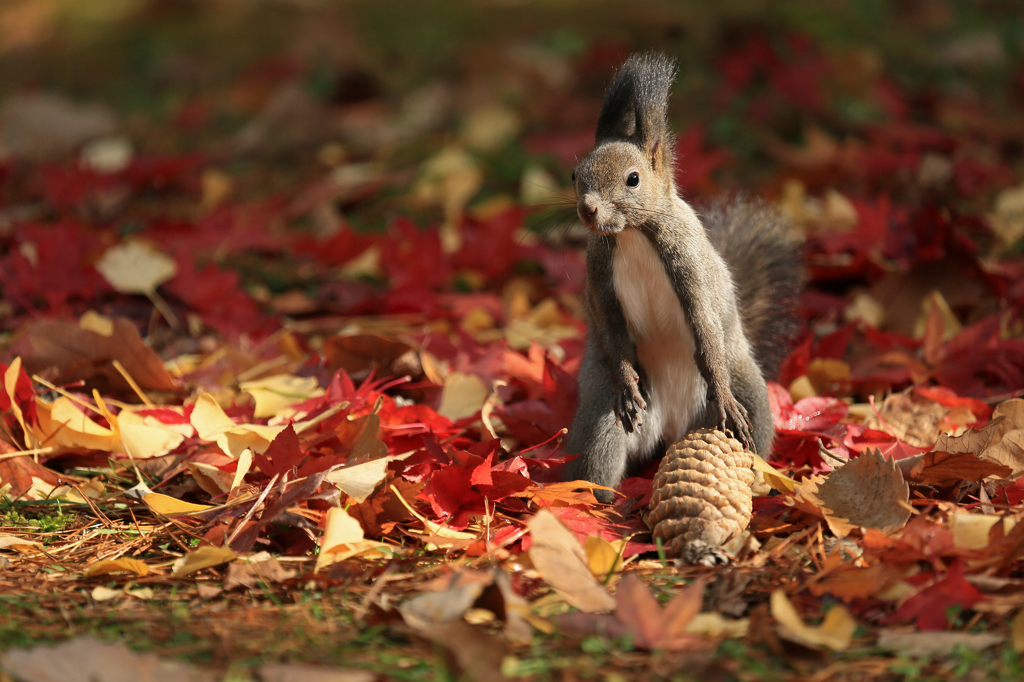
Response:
143,493,213,518
0,635,216,682
771,590,856,651
96,241,177,295
13,317,180,395
171,545,238,577
796,449,911,537
526,509,616,613
315,506,393,572
949,512,1007,550
84,558,149,577
324,457,390,504
90,586,123,602
907,449,1011,486
191,393,286,459
876,629,1005,657
255,664,377,682
240,374,326,419
0,534,42,552
584,535,622,579
224,554,297,590
437,372,488,421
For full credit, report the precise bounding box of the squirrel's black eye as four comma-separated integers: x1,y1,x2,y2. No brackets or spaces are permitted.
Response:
571,170,576,183
626,171,640,187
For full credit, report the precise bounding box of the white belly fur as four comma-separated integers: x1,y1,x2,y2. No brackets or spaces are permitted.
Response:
612,229,706,458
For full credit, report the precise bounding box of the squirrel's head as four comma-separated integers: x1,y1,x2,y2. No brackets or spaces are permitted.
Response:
573,53,677,236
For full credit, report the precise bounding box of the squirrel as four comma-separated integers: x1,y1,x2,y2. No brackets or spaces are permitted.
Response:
562,53,803,504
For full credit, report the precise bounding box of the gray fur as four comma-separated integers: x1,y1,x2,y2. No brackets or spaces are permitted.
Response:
563,52,802,504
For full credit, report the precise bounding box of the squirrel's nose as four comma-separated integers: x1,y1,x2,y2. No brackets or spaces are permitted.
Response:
578,200,598,225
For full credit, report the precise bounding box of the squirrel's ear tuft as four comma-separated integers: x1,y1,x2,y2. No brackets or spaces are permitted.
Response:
595,53,677,165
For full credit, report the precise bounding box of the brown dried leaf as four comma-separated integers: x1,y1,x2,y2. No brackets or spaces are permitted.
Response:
0,635,216,682
224,554,297,590
12,318,179,396
877,630,1005,657
796,450,910,537
255,664,377,682
864,390,947,448
907,450,1012,486
934,418,1003,455
983,429,1024,476
526,509,615,613
808,563,895,600
323,333,419,378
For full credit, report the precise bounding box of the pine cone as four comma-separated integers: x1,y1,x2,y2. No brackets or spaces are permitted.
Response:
648,428,755,561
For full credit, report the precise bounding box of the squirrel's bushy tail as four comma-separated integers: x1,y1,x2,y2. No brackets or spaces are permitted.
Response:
702,198,804,380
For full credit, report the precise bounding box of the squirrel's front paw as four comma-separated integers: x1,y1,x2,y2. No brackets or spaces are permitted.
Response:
614,366,647,434
717,393,753,451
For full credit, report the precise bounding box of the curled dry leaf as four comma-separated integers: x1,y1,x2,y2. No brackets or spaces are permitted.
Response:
771,590,856,651
526,509,616,613
224,554,297,590
315,506,393,572
796,449,910,537
981,400,1024,476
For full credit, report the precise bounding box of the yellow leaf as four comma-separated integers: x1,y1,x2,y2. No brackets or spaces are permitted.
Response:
323,450,411,504
239,374,325,419
437,372,488,421
91,586,123,602
315,507,393,572
950,512,1002,550
171,545,237,577
3,358,32,447
0,534,42,553
142,493,212,518
117,409,187,459
231,448,253,492
752,455,797,494
184,462,234,497
771,590,856,651
35,397,118,452
190,393,285,459
95,241,177,295
584,535,622,579
79,310,114,336
84,558,149,577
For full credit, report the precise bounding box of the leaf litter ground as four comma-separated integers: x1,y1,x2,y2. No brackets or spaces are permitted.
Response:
3,2,1024,681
